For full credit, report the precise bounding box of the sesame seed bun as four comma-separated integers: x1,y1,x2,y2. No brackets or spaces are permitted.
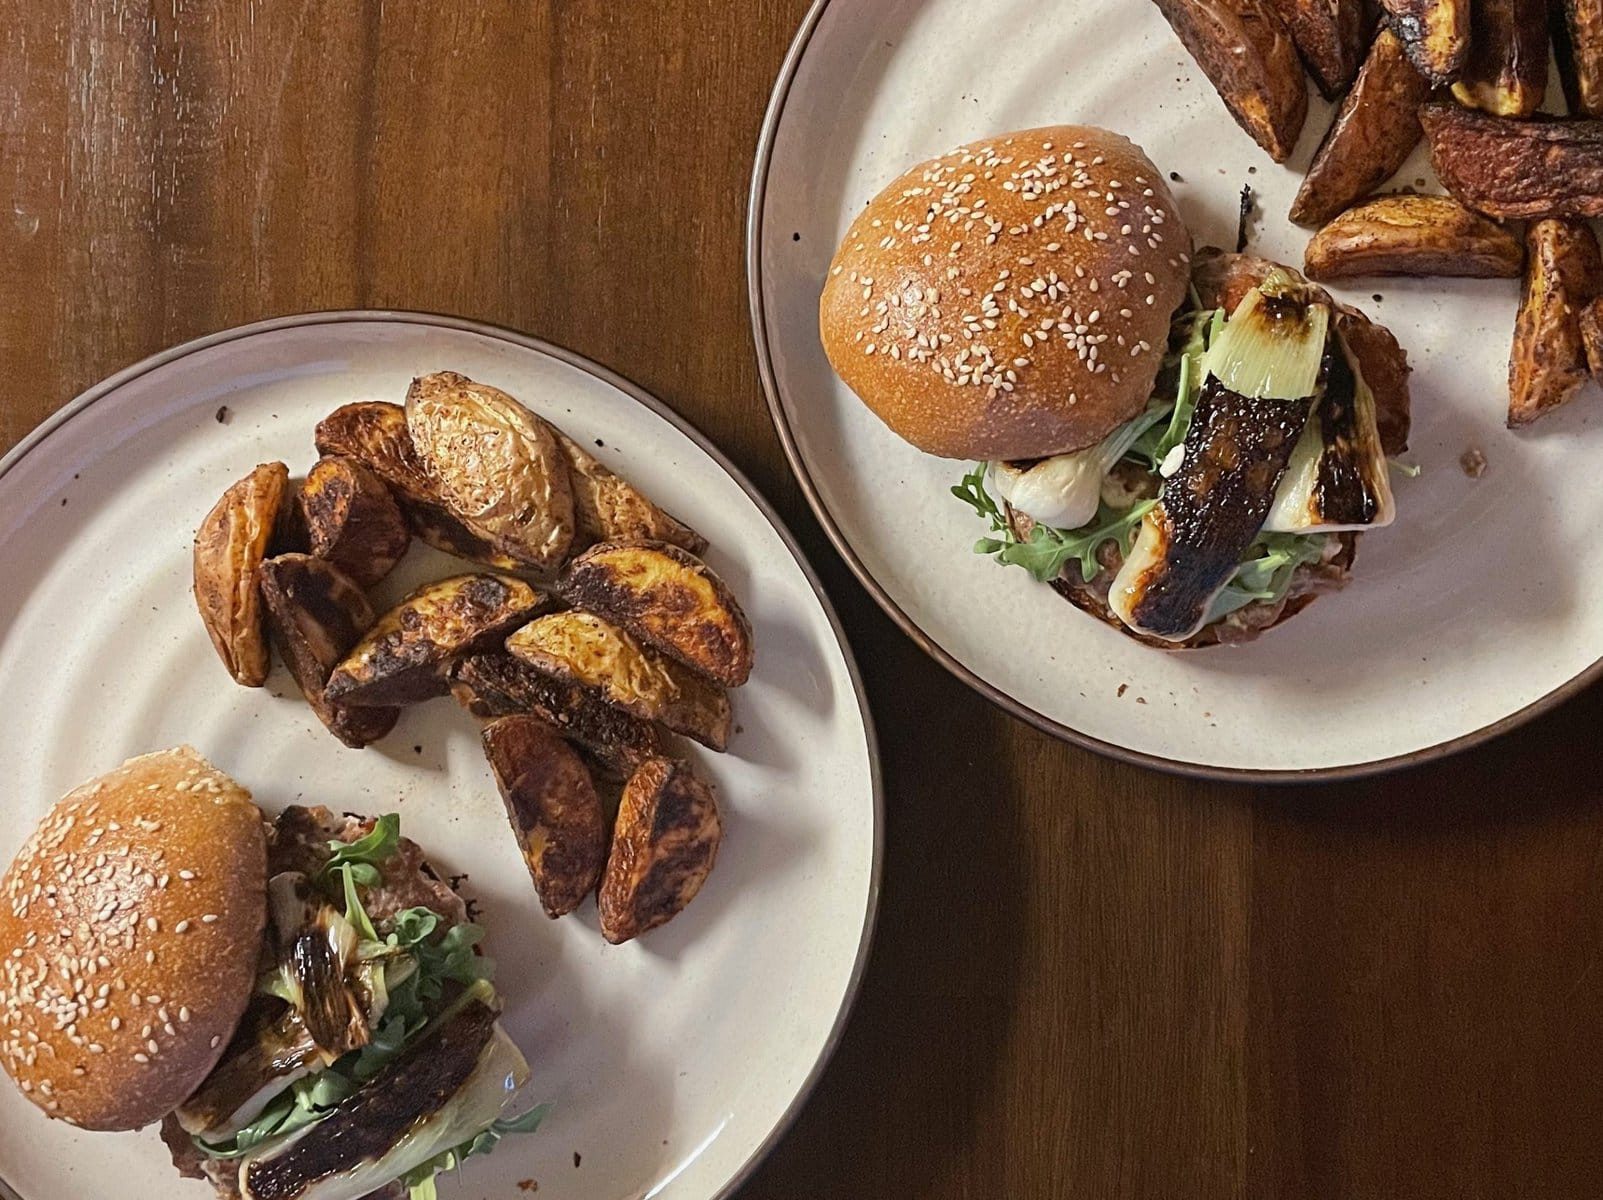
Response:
819,125,1193,460
0,747,267,1131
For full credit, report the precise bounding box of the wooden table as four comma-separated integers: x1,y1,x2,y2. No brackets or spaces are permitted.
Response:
6,3,1603,1196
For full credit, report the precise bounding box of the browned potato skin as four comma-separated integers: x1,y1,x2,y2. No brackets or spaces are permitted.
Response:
297,456,410,588
1268,0,1368,96
562,541,754,687
1152,0,1308,162
553,430,708,557
482,716,607,918
1304,194,1525,279
1580,297,1603,379
1450,0,1548,117
1509,220,1603,427
1290,30,1431,227
1421,104,1603,219
597,757,722,944
1379,0,1468,83
326,574,546,707
194,462,289,687
1552,0,1603,118
257,554,398,748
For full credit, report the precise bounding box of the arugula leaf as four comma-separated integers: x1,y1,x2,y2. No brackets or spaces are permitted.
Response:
338,862,379,943
976,499,1155,584
401,1104,553,1200
1128,307,1214,471
951,462,1009,536
323,813,401,885
1205,533,1332,623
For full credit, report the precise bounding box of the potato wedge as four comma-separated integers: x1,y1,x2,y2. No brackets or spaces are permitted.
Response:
1421,104,1603,219
1268,0,1368,97
1553,0,1603,118
1304,194,1525,279
450,653,665,780
297,456,410,587
1152,0,1308,162
482,716,607,919
194,462,289,687
1509,219,1603,426
404,372,576,573
257,554,398,749
1378,0,1468,83
1290,30,1431,227
326,574,546,707
553,429,707,556
505,611,732,751
1450,0,1547,116
597,757,722,945
562,541,753,687
1580,297,1603,378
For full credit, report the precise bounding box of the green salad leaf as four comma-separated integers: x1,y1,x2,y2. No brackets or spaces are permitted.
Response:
323,813,401,888
1205,533,1332,624
402,1104,553,1200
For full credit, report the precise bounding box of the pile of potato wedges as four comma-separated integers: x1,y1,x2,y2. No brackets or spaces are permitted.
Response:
193,371,753,944
1155,0,1603,427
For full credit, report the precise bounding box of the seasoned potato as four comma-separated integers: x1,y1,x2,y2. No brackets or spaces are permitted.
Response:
1509,220,1603,427
194,462,289,687
553,429,707,556
1378,0,1468,83
1553,0,1603,118
1580,297,1603,380
482,716,607,918
598,757,722,944
404,372,576,573
450,654,665,780
1421,103,1603,220
326,574,546,707
1450,0,1548,117
257,554,398,748
297,456,410,587
1268,0,1367,97
1304,195,1525,280
563,541,753,687
505,611,733,751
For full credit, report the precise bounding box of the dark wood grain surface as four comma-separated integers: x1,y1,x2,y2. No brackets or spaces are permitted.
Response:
4,3,1603,1197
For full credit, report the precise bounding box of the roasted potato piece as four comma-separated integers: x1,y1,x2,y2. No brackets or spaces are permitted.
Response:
1268,0,1368,96
597,757,722,945
553,429,707,556
1580,297,1603,378
1378,0,1468,83
1553,0,1603,118
1508,219,1603,426
1421,104,1603,219
562,541,754,687
296,456,410,587
257,554,398,748
326,574,545,707
482,716,607,918
194,462,289,687
404,372,576,573
1152,0,1308,162
505,611,732,752
1304,194,1525,279
1451,0,1547,116
1290,30,1431,227
450,654,665,780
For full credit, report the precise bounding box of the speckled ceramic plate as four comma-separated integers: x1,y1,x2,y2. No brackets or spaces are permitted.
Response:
0,313,881,1200
750,0,1603,779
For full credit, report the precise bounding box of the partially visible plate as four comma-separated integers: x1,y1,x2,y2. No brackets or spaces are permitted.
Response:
0,313,880,1199
750,0,1603,780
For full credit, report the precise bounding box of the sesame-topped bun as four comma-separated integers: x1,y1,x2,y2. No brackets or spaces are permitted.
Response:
819,125,1192,461
0,747,266,1131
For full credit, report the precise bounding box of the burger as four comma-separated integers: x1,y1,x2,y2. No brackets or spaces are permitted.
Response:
819,125,1412,647
0,747,542,1200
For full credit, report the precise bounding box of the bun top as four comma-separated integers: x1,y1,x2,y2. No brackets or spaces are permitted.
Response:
819,125,1192,461
0,747,266,1130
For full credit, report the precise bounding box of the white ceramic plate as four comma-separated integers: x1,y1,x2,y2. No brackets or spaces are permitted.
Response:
750,0,1603,780
0,314,880,1200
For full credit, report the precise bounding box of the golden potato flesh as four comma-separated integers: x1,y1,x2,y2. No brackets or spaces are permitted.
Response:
482,715,607,918
505,611,733,751
598,757,722,944
563,540,753,686
552,429,707,556
325,574,545,707
298,456,410,587
194,462,289,686
1508,219,1603,427
404,372,576,573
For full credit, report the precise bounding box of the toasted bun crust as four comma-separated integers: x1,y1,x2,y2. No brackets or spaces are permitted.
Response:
820,125,1192,460
0,747,266,1130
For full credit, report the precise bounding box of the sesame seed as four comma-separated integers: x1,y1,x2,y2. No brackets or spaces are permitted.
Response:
133,1052,149,1064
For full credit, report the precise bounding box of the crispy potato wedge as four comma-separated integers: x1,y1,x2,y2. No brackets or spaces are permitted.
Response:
1379,0,1468,82
257,554,398,748
404,372,576,573
1451,0,1548,116
482,716,607,918
1152,0,1308,162
505,611,732,751
1421,104,1603,219
597,757,722,944
1553,0,1603,118
562,541,754,687
326,574,546,707
297,456,410,587
1304,194,1525,279
1580,297,1603,378
553,429,708,557
1508,219,1603,426
194,462,290,687
1268,0,1368,96
1290,30,1431,227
